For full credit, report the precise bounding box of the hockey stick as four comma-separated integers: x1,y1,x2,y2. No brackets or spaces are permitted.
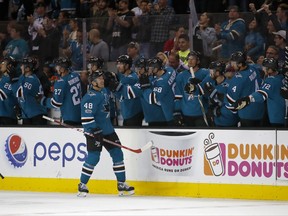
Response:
0,173,4,179
284,46,288,127
190,67,209,126
42,116,153,153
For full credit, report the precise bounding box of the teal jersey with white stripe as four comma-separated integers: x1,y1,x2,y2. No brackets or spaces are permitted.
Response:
81,88,114,135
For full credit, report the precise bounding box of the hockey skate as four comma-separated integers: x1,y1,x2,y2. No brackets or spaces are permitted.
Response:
77,183,89,197
117,182,135,196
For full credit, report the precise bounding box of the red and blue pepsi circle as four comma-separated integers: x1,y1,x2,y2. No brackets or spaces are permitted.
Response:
5,134,28,168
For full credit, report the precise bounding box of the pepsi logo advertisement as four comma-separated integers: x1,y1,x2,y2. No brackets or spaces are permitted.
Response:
5,134,28,168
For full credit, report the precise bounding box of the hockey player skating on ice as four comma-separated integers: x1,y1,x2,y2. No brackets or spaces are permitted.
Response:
78,71,134,197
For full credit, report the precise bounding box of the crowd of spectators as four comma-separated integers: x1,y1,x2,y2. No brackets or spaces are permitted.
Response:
0,0,287,128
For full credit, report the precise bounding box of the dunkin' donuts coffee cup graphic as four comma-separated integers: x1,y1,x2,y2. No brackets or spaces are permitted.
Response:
151,146,159,163
204,133,224,176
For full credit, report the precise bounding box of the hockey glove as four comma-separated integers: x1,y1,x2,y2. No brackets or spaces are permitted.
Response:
280,87,288,99
233,96,251,110
91,128,103,146
104,71,117,88
184,83,196,94
204,82,216,96
139,74,151,89
13,104,22,120
189,77,202,85
108,79,122,92
207,106,221,118
173,111,184,126
8,66,19,83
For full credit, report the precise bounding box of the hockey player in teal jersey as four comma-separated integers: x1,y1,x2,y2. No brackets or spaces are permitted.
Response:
225,51,265,127
174,51,210,126
78,71,134,197
233,58,285,127
139,56,176,126
201,61,239,127
41,57,81,125
0,57,18,125
16,57,47,125
87,56,118,125
107,55,143,126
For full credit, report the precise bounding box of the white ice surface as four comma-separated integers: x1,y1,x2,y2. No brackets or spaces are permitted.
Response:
0,191,287,216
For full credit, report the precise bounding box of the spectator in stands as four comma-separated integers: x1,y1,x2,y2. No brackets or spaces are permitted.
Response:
193,12,217,68
63,30,88,71
39,13,61,69
163,25,185,55
264,3,288,31
215,5,246,61
127,41,142,71
265,20,278,49
149,0,175,57
131,0,143,16
3,22,29,62
133,0,151,58
244,18,265,63
90,0,110,42
61,18,80,56
177,33,190,66
88,28,110,67
228,0,248,12
272,30,286,64
56,11,71,48
107,0,135,61
60,0,77,16
27,2,46,56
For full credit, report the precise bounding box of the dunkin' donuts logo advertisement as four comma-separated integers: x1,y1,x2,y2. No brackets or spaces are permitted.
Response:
204,132,288,179
149,131,196,175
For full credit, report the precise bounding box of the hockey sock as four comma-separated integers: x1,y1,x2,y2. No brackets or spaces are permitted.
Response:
80,151,100,184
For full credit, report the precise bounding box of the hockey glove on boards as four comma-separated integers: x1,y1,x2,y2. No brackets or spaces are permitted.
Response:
233,96,251,110
173,111,184,126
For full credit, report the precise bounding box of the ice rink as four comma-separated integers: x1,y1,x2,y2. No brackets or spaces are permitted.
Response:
0,191,287,216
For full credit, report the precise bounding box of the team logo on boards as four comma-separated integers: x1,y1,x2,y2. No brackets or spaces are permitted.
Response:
203,133,225,176
5,134,28,168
